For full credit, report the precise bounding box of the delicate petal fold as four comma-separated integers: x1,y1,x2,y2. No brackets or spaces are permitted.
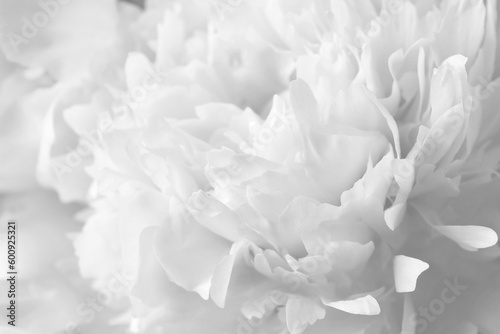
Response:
393,255,429,293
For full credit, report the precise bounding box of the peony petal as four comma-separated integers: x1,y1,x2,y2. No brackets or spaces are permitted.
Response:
209,242,247,308
290,79,320,128
432,0,486,66
286,297,326,334
393,255,429,293
303,130,390,205
434,225,499,251
321,294,381,316
153,203,232,300
429,55,469,123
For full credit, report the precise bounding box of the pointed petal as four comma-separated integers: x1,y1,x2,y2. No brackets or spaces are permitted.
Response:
322,295,381,315
393,255,429,293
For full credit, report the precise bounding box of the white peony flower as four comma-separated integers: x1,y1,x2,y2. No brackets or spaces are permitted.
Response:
72,0,500,333
2,0,500,333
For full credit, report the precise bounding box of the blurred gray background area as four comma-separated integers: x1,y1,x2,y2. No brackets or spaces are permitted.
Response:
122,0,145,8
